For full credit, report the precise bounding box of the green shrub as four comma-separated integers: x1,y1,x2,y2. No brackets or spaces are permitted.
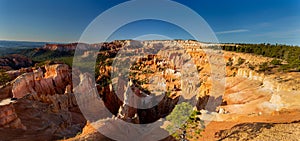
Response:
142,69,154,74
0,69,10,85
259,62,269,72
166,102,193,133
166,91,172,97
237,57,245,66
226,58,233,66
248,64,255,70
270,59,282,65
97,75,112,87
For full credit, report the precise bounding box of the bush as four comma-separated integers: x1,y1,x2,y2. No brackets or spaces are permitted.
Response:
237,57,245,66
248,64,255,70
166,91,172,97
0,69,11,85
259,62,269,72
226,58,233,66
142,69,154,74
270,59,282,65
97,75,112,87
166,102,193,133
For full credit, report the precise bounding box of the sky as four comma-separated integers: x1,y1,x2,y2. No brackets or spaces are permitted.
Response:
0,0,299,45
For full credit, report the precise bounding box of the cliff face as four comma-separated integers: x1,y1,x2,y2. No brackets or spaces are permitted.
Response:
10,63,77,120
0,63,86,140
79,73,180,124
0,103,26,130
203,52,300,116
236,68,300,92
73,73,177,140
12,64,71,99
43,43,89,52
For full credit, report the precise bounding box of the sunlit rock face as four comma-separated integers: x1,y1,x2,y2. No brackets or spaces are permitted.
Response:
12,64,71,99
201,52,300,116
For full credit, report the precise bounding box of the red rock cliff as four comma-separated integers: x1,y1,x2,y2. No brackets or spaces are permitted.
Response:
12,64,71,99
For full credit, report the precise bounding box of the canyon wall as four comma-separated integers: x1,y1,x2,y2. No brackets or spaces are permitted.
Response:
12,64,71,99
0,63,80,134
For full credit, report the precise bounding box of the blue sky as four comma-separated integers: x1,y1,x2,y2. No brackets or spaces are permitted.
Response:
0,0,299,45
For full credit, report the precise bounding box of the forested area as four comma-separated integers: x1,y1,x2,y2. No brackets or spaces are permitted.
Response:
222,44,300,72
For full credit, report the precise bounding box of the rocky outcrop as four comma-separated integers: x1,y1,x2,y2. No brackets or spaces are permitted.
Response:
43,43,90,52
75,70,181,126
0,63,85,140
0,54,33,71
235,68,300,92
6,95,86,140
0,103,26,130
0,83,13,101
12,64,71,99
98,84,123,116
6,67,33,80
236,68,265,82
0,68,34,101
29,91,77,113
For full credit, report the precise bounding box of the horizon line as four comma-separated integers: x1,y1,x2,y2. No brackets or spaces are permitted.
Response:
0,39,299,46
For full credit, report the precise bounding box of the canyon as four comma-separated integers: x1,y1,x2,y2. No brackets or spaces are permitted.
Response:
0,40,299,140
